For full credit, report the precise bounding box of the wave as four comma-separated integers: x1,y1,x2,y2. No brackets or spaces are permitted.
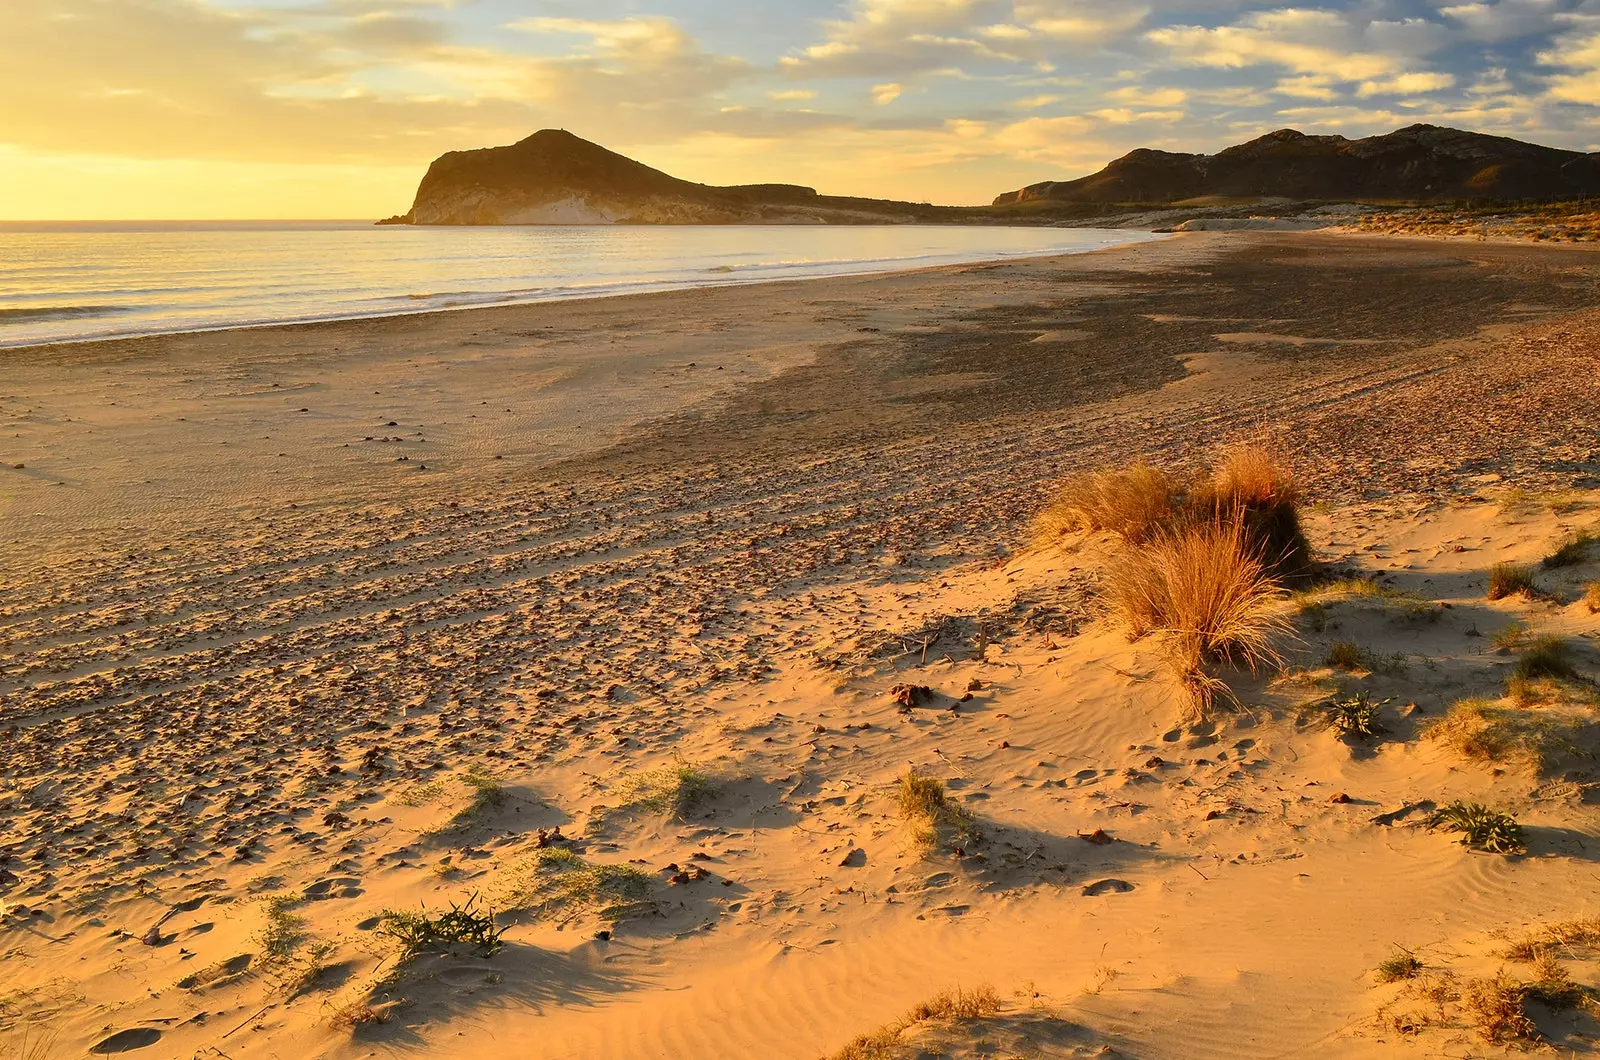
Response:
0,304,133,323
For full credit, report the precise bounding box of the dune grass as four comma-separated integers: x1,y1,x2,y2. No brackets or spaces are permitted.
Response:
1040,447,1314,716
1487,562,1540,601
1543,532,1597,569
897,770,975,853
1429,680,1596,773
1514,635,1577,681
830,986,1002,1060
1038,445,1312,578
499,848,655,923
1035,461,1179,545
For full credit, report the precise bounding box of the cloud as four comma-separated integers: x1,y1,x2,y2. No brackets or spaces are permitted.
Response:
872,82,904,103
0,0,754,166
1441,0,1562,42
1356,72,1457,97
1145,9,1410,82
1540,24,1600,105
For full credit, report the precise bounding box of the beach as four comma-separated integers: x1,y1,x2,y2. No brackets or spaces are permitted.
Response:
5,230,1600,1058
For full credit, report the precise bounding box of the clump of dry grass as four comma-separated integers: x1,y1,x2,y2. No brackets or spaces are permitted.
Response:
1042,446,1308,716
1514,635,1577,681
1487,562,1540,601
830,986,1002,1060
1106,519,1290,715
1501,917,1600,962
1038,445,1312,578
1376,948,1424,983
1462,971,1541,1044
897,770,975,852
1035,462,1179,545
1428,688,1596,773
1586,582,1600,614
1543,532,1597,569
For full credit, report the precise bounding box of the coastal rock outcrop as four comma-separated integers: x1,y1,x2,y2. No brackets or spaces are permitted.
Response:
390,129,929,226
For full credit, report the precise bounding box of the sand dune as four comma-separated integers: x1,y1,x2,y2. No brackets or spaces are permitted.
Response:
3,233,1600,1058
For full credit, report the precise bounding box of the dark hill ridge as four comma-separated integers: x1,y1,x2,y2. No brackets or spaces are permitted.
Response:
993,125,1600,206
380,125,1600,226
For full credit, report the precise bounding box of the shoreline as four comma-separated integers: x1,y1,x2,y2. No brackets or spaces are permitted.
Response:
0,226,1168,352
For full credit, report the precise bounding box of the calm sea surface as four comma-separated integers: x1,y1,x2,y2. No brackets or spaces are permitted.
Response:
0,221,1164,347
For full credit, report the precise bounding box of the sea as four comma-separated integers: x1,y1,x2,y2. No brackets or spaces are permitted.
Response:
0,221,1165,348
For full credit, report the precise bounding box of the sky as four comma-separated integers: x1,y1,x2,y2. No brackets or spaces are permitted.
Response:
4,0,1600,218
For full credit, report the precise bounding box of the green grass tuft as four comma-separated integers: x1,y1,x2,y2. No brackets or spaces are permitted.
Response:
1427,801,1525,855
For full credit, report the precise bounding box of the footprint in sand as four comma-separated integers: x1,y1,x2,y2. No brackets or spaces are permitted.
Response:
1082,878,1135,897
90,1028,162,1053
177,953,253,991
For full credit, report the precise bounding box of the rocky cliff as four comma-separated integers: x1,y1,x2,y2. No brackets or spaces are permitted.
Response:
384,129,949,225
993,125,1600,206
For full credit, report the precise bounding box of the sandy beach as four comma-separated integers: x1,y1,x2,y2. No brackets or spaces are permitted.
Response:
5,230,1600,1058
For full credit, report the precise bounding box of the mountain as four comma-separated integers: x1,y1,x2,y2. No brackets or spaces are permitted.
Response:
381,129,961,225
993,125,1600,206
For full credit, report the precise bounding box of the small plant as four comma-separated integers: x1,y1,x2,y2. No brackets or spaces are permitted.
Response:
502,848,655,922
1106,518,1290,716
898,769,975,852
376,892,506,962
274,940,337,999
1325,640,1403,675
1542,532,1596,568
608,762,719,821
1514,635,1577,680
1427,696,1595,772
1487,562,1539,601
1376,947,1424,983
1462,971,1540,1044
1327,691,1391,739
327,998,389,1031
831,986,1001,1060
1491,619,1530,652
258,894,307,962
1327,640,1364,670
1586,582,1600,614
1428,802,1526,855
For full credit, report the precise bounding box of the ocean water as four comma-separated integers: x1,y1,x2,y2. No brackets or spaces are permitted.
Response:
0,221,1164,348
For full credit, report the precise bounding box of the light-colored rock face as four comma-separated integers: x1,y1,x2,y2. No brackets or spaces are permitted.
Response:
411,191,621,226
499,197,621,225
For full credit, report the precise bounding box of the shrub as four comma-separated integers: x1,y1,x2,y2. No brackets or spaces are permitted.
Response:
1542,532,1596,568
1487,563,1539,601
1376,948,1424,983
1327,691,1391,739
897,770,975,852
1462,972,1539,1044
831,987,1001,1060
1038,445,1312,578
377,893,505,962
1587,582,1600,614
1514,635,1576,680
1427,802,1525,854
501,848,655,922
1106,519,1289,716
